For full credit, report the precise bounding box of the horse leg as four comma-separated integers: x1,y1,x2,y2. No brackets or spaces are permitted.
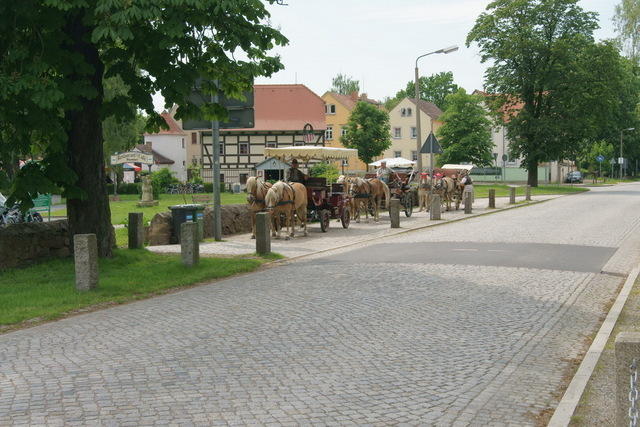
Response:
288,208,295,239
299,206,308,236
251,211,256,239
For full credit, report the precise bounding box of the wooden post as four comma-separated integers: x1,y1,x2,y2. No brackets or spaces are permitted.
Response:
526,185,531,201
509,187,516,204
430,195,441,220
128,212,144,249
464,192,472,214
256,212,271,255
488,189,496,208
389,199,400,228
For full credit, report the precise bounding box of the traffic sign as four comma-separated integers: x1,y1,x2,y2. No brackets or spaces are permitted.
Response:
596,155,605,163
419,132,442,154
619,157,625,164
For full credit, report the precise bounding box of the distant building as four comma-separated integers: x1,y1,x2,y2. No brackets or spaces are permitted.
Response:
143,111,187,181
385,98,443,170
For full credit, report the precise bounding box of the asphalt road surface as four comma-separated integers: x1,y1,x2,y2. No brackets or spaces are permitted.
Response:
2,184,640,426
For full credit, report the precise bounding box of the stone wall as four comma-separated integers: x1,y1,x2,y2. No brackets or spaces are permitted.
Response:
0,220,70,269
145,204,253,246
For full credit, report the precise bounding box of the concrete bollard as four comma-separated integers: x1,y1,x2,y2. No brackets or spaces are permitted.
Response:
488,189,496,208
389,199,400,228
464,192,472,214
430,194,441,220
74,233,98,291
526,185,531,201
256,212,271,255
616,332,640,427
509,186,516,204
180,222,199,267
128,212,144,249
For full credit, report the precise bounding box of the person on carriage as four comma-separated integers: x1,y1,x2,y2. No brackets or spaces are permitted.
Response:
376,161,392,184
287,159,307,184
459,170,474,203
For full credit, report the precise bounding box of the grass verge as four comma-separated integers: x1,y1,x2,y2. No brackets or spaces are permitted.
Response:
474,184,588,198
52,193,247,224
0,249,272,329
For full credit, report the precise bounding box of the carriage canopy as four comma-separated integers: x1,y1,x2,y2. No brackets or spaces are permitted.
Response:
440,164,474,171
263,146,358,163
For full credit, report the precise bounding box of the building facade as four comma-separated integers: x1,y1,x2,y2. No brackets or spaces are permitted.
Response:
385,98,443,170
143,112,187,181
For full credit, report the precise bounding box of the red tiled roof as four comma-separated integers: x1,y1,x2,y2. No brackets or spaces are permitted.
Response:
473,90,525,123
328,92,357,110
145,112,186,136
223,84,326,132
408,98,444,121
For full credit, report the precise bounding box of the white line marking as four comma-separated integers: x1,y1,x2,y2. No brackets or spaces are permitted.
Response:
452,249,478,252
487,249,507,253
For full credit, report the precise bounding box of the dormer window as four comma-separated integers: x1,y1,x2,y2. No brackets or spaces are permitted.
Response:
401,107,412,117
325,104,336,114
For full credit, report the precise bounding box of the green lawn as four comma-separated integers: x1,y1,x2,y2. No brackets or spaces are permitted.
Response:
473,184,589,198
0,249,271,327
52,193,247,224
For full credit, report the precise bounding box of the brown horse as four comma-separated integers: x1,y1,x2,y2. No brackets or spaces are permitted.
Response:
349,177,390,222
246,176,273,239
417,174,432,212
433,176,455,211
264,181,308,239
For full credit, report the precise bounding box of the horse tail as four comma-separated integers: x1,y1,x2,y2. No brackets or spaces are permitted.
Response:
382,181,390,209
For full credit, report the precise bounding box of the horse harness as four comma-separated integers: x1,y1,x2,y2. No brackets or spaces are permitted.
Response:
353,179,373,199
276,182,295,206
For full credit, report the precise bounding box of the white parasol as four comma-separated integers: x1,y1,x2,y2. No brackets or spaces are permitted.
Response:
369,157,416,168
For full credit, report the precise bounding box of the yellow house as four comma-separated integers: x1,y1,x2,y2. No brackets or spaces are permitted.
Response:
385,98,443,171
321,91,374,174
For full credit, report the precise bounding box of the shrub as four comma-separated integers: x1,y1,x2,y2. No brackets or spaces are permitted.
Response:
151,168,179,191
309,162,340,183
203,183,226,193
117,183,141,194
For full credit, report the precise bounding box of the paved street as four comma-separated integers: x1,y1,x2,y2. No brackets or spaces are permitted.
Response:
2,184,640,425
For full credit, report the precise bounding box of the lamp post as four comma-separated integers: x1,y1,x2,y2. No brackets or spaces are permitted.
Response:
620,127,635,180
414,45,458,173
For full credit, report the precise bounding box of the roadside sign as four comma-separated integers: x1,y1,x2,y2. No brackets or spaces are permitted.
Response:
596,155,605,163
619,157,625,164
419,132,442,154
610,158,616,165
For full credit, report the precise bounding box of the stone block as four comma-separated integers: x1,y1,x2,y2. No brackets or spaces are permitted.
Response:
256,212,271,255
616,332,640,427
181,222,199,267
74,234,98,291
488,189,496,208
464,192,472,214
146,212,172,246
389,199,400,228
509,187,516,204
128,213,144,249
430,195,441,220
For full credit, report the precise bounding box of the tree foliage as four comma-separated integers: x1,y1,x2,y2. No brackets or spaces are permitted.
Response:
331,74,360,95
467,0,635,186
387,72,459,111
436,89,493,167
341,102,391,165
309,162,340,184
0,0,287,256
615,0,640,63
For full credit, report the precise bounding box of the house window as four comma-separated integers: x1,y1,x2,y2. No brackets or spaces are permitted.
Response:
411,151,418,161
325,104,336,114
342,159,349,166
182,160,186,166
239,142,249,155
393,127,402,138
394,151,402,158
220,173,225,183
341,127,348,137
192,156,198,165
191,133,197,145
401,107,412,117
181,138,185,149
219,142,225,155
240,173,248,184
325,125,333,140
411,127,417,138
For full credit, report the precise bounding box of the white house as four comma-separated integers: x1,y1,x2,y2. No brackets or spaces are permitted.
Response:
143,111,188,182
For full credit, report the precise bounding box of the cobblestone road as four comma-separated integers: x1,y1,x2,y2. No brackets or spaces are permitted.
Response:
1,184,639,425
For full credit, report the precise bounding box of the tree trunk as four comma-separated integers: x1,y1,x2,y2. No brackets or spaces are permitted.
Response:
527,159,539,187
64,11,114,257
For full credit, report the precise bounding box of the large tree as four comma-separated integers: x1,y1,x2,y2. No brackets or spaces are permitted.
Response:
615,0,640,63
467,0,631,186
331,74,360,95
436,89,493,167
0,0,287,256
341,102,391,166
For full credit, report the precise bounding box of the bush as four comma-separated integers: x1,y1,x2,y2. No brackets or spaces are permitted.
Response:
309,162,340,183
203,183,227,193
151,168,179,191
117,183,141,194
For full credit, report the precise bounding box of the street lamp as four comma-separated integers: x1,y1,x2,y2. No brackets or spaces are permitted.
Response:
620,127,635,179
414,45,458,173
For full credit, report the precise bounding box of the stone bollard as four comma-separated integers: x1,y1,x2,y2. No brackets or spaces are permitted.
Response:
128,212,144,249
181,222,199,267
256,212,271,255
430,194,441,220
488,189,496,208
464,192,472,214
526,185,531,201
389,199,400,228
74,234,98,291
616,332,640,427
509,186,516,204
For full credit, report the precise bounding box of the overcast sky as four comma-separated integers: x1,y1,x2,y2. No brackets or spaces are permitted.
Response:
153,0,618,111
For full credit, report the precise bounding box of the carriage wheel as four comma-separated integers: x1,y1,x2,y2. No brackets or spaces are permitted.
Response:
320,209,331,232
341,207,351,229
403,194,413,217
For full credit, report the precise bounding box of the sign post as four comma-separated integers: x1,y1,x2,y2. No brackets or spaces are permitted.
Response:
596,155,604,182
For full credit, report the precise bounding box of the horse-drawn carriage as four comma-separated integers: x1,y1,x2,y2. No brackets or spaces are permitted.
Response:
432,164,474,211
366,158,417,217
263,146,358,232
